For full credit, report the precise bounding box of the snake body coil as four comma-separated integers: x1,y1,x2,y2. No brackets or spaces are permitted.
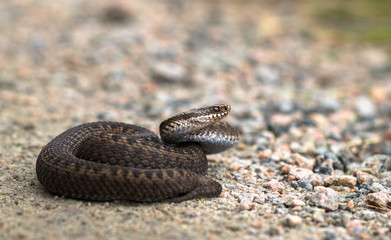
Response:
36,104,239,202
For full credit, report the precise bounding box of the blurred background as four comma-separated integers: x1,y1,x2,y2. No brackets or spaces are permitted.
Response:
1,0,390,130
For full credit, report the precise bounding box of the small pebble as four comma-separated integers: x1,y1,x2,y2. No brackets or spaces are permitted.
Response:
309,187,340,211
258,149,272,159
263,179,285,193
356,96,377,119
291,153,314,169
284,215,302,227
355,170,378,185
346,220,363,236
297,179,313,190
360,210,377,220
291,199,305,207
239,195,255,211
362,155,391,177
346,200,355,211
314,158,334,175
236,143,246,150
331,175,357,187
91,210,99,217
229,160,251,171
291,179,313,191
224,184,236,190
254,192,266,205
312,209,325,223
150,63,186,83
309,174,324,186
281,164,292,174
301,141,316,154
288,167,314,181
369,182,385,192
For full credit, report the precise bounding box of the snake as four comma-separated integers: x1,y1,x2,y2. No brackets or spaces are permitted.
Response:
36,104,239,202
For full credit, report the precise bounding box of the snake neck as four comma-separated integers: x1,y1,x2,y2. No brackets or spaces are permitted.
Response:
159,115,211,143
159,104,231,144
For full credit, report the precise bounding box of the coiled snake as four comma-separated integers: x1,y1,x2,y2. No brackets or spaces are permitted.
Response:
36,104,239,202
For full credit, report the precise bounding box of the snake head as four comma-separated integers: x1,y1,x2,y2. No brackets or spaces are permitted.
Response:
192,104,231,123
159,104,232,143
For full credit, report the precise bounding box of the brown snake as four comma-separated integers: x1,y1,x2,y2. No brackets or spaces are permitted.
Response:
36,104,239,202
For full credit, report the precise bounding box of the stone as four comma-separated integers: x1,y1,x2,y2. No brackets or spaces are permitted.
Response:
356,96,377,119
291,199,305,207
360,210,377,220
314,157,334,175
150,63,186,83
309,174,324,186
346,200,355,212
291,153,314,169
309,187,340,211
263,179,285,193
355,170,378,185
239,194,255,211
284,215,302,227
362,155,391,177
332,175,357,187
369,182,385,192
281,164,292,174
291,179,313,191
258,149,272,159
367,191,391,208
288,167,314,182
346,220,363,236
312,208,325,222
254,192,266,205
229,160,251,171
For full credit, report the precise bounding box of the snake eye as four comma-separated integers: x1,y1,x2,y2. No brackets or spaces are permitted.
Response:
213,106,220,112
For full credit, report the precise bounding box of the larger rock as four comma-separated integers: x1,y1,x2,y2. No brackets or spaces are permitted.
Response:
367,191,391,208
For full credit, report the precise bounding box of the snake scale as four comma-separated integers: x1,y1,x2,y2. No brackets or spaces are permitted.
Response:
36,104,239,202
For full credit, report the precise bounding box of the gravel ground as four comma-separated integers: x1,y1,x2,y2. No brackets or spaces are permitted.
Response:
1,1,391,240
